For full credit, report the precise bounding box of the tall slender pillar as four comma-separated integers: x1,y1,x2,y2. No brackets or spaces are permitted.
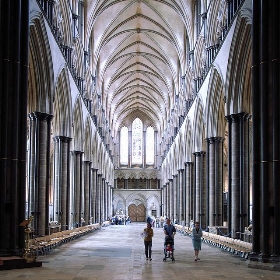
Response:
178,169,184,224
96,174,102,223
53,136,72,229
250,0,280,263
226,113,250,238
83,161,91,225
185,162,193,227
173,174,178,222
169,179,174,220
166,182,170,218
206,137,224,227
101,178,105,222
0,0,29,254
182,165,187,224
110,186,113,217
193,152,206,227
28,112,53,236
91,168,98,223
103,181,107,220
161,185,165,216
71,151,83,227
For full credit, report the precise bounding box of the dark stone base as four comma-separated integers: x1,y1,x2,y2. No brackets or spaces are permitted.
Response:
0,256,42,270
247,254,280,271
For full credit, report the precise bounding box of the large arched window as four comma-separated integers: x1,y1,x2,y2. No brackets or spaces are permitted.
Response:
120,126,128,164
132,118,143,164
146,126,154,165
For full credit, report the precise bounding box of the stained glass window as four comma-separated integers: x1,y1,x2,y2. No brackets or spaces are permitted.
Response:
146,126,154,164
132,118,142,164
120,126,128,164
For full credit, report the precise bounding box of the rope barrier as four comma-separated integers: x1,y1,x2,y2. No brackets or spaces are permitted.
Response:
217,227,232,237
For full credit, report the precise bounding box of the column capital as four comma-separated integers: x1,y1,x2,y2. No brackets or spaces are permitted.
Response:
205,137,224,143
53,136,72,143
201,12,207,20
225,113,245,123
29,111,54,122
192,151,206,156
70,150,83,156
185,161,193,166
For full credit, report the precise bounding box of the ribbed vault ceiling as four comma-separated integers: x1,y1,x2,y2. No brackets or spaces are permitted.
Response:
86,0,192,137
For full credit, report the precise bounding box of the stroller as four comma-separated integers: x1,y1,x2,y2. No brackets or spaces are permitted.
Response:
163,236,175,261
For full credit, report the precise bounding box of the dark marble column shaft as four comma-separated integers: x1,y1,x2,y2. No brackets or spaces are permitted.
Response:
0,0,29,254
28,112,53,235
251,0,280,262
83,161,91,225
53,136,72,229
91,168,98,223
185,162,193,226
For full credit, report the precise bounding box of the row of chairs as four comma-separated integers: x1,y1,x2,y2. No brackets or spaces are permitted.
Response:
29,223,101,256
202,231,252,258
175,225,252,259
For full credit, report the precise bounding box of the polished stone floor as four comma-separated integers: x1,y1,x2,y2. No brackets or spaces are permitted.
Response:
1,223,280,279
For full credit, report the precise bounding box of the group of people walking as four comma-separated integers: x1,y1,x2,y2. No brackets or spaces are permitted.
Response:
143,218,203,262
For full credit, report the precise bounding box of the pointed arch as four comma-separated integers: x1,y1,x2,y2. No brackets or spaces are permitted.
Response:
72,98,84,151
28,14,54,114
53,68,72,136
192,98,205,152
205,67,225,138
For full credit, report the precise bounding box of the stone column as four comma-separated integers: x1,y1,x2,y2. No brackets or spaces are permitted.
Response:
71,151,83,227
169,179,174,220
0,0,29,253
193,152,206,227
250,1,280,263
104,181,107,220
96,174,102,223
226,113,250,238
83,161,91,225
206,137,224,227
101,178,105,222
185,162,193,226
91,168,98,223
28,112,53,236
161,185,164,216
178,169,184,224
166,182,170,218
53,136,72,229
182,166,187,224
173,174,178,222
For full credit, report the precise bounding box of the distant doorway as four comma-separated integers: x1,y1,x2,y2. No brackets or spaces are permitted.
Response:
128,204,146,222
